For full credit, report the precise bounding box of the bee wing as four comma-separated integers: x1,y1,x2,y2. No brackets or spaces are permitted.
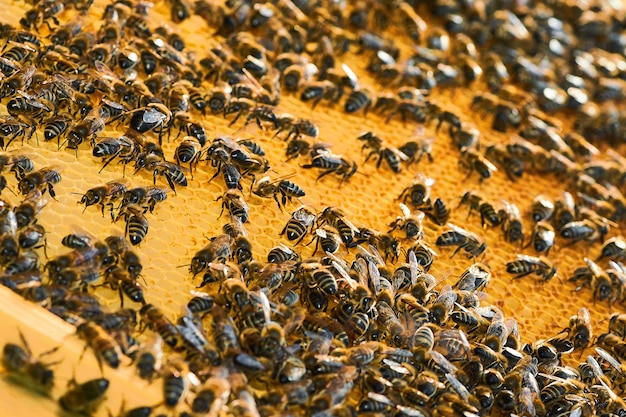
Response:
577,307,591,325
587,355,616,400
515,254,542,265
399,203,411,218
446,222,470,236
430,350,457,374
445,373,470,401
367,392,394,407
315,227,327,238
583,257,603,277
257,290,271,325
537,224,555,241
341,63,359,89
408,250,419,285
594,347,623,374
395,405,428,417
368,260,381,295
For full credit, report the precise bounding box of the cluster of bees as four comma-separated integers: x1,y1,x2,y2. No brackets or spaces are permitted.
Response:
0,0,625,416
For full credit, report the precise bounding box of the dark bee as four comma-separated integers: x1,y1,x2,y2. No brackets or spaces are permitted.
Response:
506,255,557,281
280,206,316,245
17,166,62,199
398,174,434,209
397,1,427,41
121,186,169,214
0,116,37,149
458,147,497,181
436,223,486,258
527,221,555,254
115,205,149,246
189,234,231,276
174,137,203,175
300,80,339,109
344,88,374,114
2,330,58,396
399,136,434,167
140,154,188,193
388,204,424,240
42,114,71,145
66,113,106,150
484,143,524,181
358,131,409,173
563,307,592,350
559,219,603,246
302,152,358,185
598,236,626,261
423,198,449,226
127,103,172,144
79,180,128,217
139,304,180,348
58,378,109,415
93,135,142,174
553,191,576,231
530,195,554,223
18,223,46,251
267,244,300,264
309,226,342,255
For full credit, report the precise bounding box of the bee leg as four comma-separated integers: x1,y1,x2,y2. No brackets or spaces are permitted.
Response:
48,183,57,200
119,287,125,308
315,169,335,183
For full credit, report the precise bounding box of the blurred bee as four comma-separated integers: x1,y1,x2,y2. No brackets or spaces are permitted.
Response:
79,180,128,218
139,304,180,348
189,234,231,276
344,88,374,114
399,136,434,167
275,115,319,141
300,80,339,109
302,152,358,185
396,1,427,41
552,191,576,231
17,166,62,199
598,236,626,262
458,147,497,181
280,206,316,245
423,198,450,226
560,219,606,246
527,221,555,254
2,330,59,396
115,205,149,246
388,203,424,240
530,195,554,223
397,173,434,209
498,201,524,245
216,189,249,224
76,322,123,370
58,378,109,415
252,175,306,211
564,132,599,161
506,255,557,281
455,262,491,292
484,143,524,181
436,223,486,258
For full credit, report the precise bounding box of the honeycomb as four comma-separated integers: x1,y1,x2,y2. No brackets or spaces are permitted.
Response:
0,0,624,416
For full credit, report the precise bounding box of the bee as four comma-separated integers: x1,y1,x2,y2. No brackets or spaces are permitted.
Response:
42,114,72,145
423,198,449,226
358,131,409,173
455,262,491,292
76,322,123,370
396,1,427,41
58,378,109,415
2,330,59,396
436,223,486,258
360,231,401,263
280,206,316,245
267,244,300,264
126,103,172,144
17,166,62,199
560,219,603,246
0,65,35,99
527,221,555,254
552,191,576,231
458,147,497,181
499,201,524,245
309,225,342,255
18,223,46,251
141,154,188,193
174,137,203,175
139,304,180,348
563,307,592,350
530,195,554,223
65,113,106,150
121,186,169,214
216,189,249,224
302,152,358,185
134,334,163,381
252,175,306,211
388,203,424,240
300,80,339,109
14,189,49,229
344,88,374,114
115,205,149,246
79,180,128,218
190,234,232,276
484,143,524,181
598,236,626,261
506,254,557,281
93,135,142,174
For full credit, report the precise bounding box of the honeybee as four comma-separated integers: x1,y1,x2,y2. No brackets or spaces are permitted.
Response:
598,237,626,262
120,186,169,214
76,321,123,370
217,189,249,224
79,180,128,218
458,147,497,181
115,205,149,246
560,218,608,246
563,307,592,350
17,166,62,199
530,195,554,223
58,378,109,415
358,131,409,173
344,88,374,114
436,223,486,258
280,206,316,245
139,304,180,348
252,175,306,211
388,203,424,240
506,255,557,281
527,221,555,254
190,234,232,276
2,330,59,396
302,152,358,185
14,189,49,229
140,154,188,193
309,225,342,255
498,201,524,245
455,262,491,292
